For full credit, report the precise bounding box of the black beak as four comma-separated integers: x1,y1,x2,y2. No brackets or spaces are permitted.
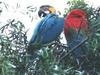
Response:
38,10,47,17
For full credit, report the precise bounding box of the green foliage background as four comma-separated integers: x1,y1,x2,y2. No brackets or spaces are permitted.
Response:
0,0,100,75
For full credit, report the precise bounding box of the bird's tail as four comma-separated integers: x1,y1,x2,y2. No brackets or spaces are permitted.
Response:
27,44,40,61
67,33,88,70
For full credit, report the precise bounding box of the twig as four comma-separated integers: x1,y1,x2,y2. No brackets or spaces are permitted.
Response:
59,37,88,62
0,19,15,31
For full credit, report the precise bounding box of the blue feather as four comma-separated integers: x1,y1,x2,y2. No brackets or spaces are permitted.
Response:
29,13,64,45
67,33,87,59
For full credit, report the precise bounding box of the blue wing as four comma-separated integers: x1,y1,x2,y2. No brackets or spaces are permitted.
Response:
66,32,87,71
28,14,64,61
67,33,87,59
29,13,64,45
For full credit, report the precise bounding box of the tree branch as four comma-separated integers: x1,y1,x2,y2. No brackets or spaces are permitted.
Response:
59,37,88,62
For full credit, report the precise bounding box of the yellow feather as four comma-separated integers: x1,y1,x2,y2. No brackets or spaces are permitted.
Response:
48,7,56,13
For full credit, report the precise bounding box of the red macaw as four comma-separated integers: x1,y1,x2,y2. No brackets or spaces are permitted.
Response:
64,9,88,70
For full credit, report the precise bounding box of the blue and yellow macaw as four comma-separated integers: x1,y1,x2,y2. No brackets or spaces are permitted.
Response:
28,5,64,60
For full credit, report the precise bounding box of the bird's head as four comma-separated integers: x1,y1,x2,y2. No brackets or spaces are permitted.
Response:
38,5,56,18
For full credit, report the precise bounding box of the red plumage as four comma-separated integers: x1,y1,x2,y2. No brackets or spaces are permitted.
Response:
64,9,88,35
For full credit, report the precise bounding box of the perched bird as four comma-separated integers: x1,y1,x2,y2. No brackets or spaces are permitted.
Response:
28,5,63,60
64,9,88,70
28,13,64,60
38,5,56,17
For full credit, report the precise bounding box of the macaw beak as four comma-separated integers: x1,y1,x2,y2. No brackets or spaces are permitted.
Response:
38,10,47,18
